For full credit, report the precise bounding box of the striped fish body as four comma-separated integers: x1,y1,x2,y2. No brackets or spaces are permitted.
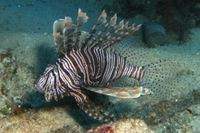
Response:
35,46,145,101
35,9,147,121
62,46,145,86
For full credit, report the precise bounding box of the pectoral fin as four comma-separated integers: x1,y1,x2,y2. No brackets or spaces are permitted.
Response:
86,86,153,98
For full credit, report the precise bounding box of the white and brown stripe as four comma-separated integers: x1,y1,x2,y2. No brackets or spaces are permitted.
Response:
35,45,145,100
35,9,143,121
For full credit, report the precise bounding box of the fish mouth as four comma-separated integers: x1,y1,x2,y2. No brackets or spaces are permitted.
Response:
34,78,46,94
34,65,57,95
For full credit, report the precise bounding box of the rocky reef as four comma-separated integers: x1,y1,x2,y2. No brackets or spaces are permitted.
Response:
0,48,45,119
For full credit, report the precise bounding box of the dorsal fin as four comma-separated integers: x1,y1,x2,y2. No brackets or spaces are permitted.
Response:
53,9,141,53
89,14,141,49
89,14,117,48
63,17,75,52
82,10,107,48
73,8,88,50
100,19,125,49
53,16,75,53
103,23,142,49
53,9,88,53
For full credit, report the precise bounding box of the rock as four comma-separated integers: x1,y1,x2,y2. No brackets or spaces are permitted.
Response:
0,106,84,133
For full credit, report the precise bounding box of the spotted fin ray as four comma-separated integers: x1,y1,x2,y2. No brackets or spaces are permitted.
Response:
77,89,114,122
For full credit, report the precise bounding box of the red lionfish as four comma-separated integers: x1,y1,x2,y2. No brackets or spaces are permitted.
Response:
35,9,160,121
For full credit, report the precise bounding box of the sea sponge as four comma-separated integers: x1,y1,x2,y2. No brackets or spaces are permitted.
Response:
142,20,168,48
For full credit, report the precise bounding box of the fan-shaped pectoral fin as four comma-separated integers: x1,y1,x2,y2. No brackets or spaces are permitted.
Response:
86,86,153,98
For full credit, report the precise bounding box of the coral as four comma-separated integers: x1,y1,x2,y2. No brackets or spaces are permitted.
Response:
87,118,153,133
0,49,36,118
0,49,17,78
88,125,114,133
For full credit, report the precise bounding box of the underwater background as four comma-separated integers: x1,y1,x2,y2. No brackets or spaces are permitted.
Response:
0,0,200,132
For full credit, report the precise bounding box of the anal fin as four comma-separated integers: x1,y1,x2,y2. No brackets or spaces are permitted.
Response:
77,99,114,122
72,89,114,122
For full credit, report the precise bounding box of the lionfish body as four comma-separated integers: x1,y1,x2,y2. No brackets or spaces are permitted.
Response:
35,9,152,121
